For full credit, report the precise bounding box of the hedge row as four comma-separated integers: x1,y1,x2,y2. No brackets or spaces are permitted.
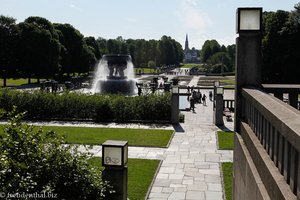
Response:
0,89,171,122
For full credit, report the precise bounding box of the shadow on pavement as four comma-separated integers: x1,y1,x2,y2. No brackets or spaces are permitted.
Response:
172,123,185,132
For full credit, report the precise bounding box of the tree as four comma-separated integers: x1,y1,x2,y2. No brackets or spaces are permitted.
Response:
0,15,19,86
18,17,61,83
54,23,93,76
262,10,294,83
200,40,221,63
0,108,111,199
207,52,230,73
85,36,101,60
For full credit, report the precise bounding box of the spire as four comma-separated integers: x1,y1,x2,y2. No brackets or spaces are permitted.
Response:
185,33,189,51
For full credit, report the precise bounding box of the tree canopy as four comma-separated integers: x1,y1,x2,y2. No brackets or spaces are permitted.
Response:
0,15,183,85
262,4,300,83
200,39,235,73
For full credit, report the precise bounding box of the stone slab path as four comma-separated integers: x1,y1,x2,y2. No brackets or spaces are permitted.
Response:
146,88,233,200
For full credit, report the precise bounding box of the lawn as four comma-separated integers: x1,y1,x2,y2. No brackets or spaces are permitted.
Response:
222,162,233,200
0,125,174,148
221,79,235,85
0,78,42,86
217,131,234,150
135,68,159,74
180,63,203,68
89,157,160,200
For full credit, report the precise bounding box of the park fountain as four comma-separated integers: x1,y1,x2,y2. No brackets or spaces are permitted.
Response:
91,54,136,95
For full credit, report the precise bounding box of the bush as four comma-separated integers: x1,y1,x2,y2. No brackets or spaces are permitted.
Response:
0,89,171,122
0,108,111,199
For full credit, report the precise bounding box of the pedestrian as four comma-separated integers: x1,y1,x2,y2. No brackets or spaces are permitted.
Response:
190,96,195,112
199,91,202,103
202,94,207,106
209,91,213,101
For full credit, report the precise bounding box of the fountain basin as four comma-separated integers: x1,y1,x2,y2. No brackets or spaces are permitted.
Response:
91,54,136,95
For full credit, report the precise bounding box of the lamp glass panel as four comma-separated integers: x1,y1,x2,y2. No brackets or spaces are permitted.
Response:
172,87,179,93
216,87,224,95
214,81,220,87
240,10,261,30
103,147,122,166
123,145,128,165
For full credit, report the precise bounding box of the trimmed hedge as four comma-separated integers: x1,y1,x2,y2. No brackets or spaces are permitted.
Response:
0,89,171,122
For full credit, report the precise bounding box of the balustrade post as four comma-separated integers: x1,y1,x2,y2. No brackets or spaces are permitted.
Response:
289,93,298,109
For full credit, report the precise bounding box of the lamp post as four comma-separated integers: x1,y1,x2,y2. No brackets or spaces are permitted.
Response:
214,81,220,101
171,86,180,124
235,7,263,132
214,86,224,126
102,140,128,200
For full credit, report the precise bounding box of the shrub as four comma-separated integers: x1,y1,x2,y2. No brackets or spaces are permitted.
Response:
0,108,111,199
0,89,171,122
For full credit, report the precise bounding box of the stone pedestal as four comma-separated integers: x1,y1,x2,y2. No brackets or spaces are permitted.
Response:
103,167,128,200
214,94,224,126
171,92,179,124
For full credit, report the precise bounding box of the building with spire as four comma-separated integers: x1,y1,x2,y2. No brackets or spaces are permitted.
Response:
183,34,199,63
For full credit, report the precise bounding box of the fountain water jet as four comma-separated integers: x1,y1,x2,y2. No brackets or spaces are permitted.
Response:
91,54,136,95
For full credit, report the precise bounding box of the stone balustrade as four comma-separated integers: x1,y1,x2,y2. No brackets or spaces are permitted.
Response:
235,87,300,199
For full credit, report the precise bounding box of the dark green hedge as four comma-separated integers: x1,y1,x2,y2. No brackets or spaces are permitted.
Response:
0,89,171,122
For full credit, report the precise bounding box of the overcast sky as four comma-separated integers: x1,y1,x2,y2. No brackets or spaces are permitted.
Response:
1,0,299,49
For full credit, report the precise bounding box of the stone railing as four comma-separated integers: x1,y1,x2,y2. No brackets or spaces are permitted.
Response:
262,84,300,111
223,99,235,112
238,87,300,199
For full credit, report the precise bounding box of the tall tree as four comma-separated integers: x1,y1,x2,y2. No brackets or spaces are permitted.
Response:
54,23,93,76
85,36,101,60
200,40,221,63
0,15,19,86
262,10,292,83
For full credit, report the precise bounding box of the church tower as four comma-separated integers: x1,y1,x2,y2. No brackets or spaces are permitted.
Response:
184,34,189,51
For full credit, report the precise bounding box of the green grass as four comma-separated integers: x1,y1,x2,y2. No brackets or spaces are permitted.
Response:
135,68,158,73
217,131,234,150
0,78,42,86
222,162,233,200
0,125,173,147
89,157,160,200
180,63,203,68
221,79,235,85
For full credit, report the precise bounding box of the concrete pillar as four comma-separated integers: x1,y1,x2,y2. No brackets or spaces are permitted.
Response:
103,167,128,200
289,93,298,109
274,92,283,100
214,93,224,126
171,92,179,124
235,32,262,132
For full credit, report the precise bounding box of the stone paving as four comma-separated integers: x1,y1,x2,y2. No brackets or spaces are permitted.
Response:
146,86,233,200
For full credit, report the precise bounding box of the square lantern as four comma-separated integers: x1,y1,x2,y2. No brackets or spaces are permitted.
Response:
102,140,128,168
216,87,224,95
172,86,179,94
237,7,262,33
214,81,220,87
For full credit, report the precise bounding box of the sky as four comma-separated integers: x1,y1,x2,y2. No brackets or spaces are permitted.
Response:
1,0,299,49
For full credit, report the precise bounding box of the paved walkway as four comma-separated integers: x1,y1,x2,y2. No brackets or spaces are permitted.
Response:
146,88,233,200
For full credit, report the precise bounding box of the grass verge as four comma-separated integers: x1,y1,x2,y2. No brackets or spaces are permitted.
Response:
217,131,234,150
0,78,42,86
180,63,204,68
89,157,160,200
222,162,233,200
0,125,174,148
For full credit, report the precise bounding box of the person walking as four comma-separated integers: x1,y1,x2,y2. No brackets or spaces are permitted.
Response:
202,94,207,106
190,96,195,112
209,91,213,101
